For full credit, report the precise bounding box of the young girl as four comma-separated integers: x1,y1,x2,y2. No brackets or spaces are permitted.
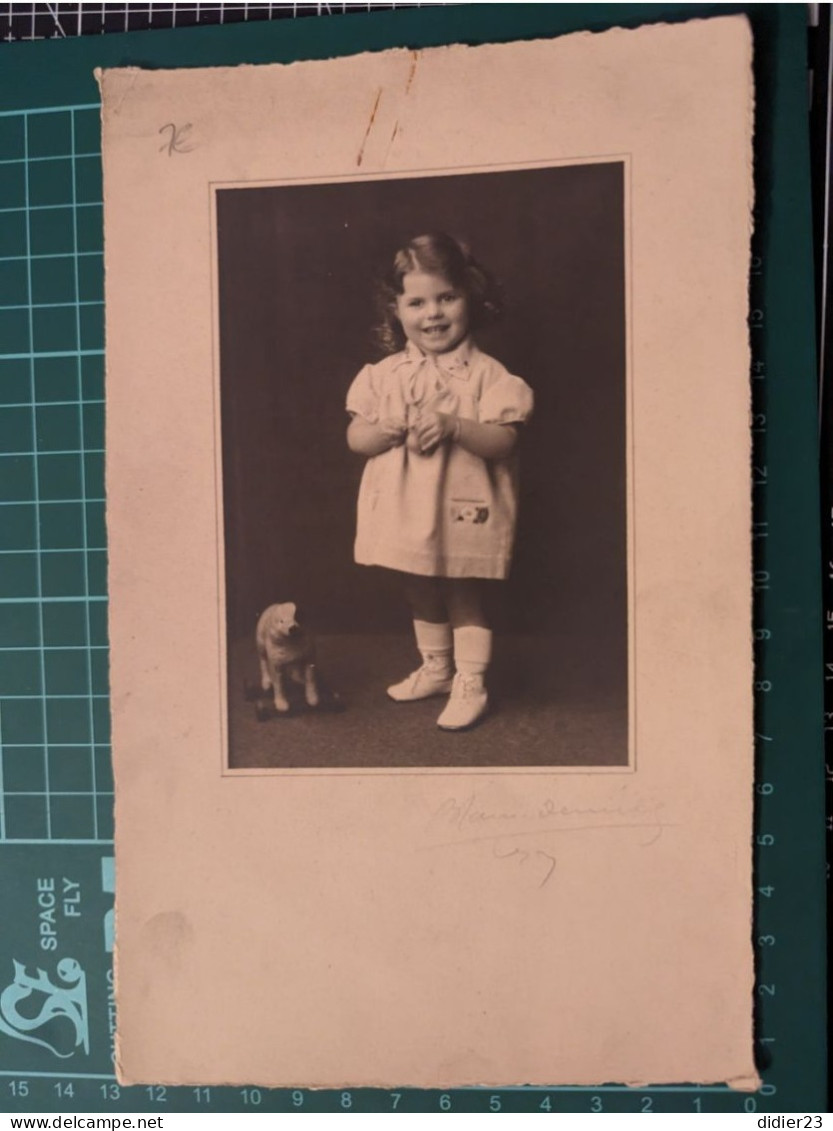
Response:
346,233,534,730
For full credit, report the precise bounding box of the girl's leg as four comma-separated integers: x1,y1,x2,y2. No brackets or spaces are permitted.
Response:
387,574,454,701
402,574,447,624
442,577,489,629
437,578,491,730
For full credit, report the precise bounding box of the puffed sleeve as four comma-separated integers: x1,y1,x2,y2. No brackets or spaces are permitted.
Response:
345,364,380,424
478,368,535,425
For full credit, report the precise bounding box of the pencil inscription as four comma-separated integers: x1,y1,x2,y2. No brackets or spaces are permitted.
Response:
427,790,668,844
159,122,195,156
422,790,672,890
493,841,558,888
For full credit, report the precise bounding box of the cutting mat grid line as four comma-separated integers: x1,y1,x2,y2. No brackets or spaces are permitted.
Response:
0,705,6,840
0,103,109,845
23,104,50,841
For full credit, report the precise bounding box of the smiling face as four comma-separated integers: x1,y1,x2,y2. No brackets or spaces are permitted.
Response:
394,271,470,356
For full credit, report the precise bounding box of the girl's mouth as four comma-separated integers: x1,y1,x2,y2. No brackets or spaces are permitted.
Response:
423,324,449,335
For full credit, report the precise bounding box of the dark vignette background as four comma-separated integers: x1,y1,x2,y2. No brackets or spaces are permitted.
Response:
216,161,627,767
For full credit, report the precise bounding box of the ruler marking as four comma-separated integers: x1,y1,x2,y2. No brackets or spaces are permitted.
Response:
0,1071,734,1092
750,232,774,1082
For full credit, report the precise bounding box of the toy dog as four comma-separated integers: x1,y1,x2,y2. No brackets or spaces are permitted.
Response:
255,602,320,717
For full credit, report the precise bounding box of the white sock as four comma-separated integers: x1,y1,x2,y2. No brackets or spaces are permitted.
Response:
414,620,453,670
453,625,492,677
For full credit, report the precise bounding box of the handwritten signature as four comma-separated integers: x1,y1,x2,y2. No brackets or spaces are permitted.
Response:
423,790,672,889
428,790,668,842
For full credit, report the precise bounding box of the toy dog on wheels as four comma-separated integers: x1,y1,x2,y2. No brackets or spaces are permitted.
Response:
245,602,342,720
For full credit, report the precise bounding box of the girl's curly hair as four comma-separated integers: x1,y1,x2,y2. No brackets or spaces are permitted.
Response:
373,232,503,355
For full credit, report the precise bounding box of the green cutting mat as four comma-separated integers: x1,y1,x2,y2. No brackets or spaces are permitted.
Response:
0,3,826,1113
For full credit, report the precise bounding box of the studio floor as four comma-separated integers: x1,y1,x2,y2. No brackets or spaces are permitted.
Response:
226,632,628,770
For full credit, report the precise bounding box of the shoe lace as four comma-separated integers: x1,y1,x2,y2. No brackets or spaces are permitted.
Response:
423,654,451,675
453,672,482,697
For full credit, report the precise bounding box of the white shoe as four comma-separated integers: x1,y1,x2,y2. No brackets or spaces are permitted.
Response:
387,656,454,702
436,672,488,730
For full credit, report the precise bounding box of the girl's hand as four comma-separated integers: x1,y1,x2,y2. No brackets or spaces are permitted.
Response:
378,417,408,448
346,415,406,456
413,412,457,455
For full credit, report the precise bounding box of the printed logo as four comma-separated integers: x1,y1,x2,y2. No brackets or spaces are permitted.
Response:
0,956,89,1058
0,845,113,1074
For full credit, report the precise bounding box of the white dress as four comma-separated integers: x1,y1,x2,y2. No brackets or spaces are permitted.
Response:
346,339,534,580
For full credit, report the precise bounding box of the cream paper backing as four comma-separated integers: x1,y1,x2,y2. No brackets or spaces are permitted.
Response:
100,17,758,1088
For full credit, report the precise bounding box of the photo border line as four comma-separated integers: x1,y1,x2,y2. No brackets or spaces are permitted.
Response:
209,153,636,779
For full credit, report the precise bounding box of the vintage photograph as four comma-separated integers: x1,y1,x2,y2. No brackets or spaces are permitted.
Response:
214,161,629,770
102,23,758,1088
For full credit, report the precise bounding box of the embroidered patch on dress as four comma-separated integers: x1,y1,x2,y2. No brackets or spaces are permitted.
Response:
450,500,490,524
